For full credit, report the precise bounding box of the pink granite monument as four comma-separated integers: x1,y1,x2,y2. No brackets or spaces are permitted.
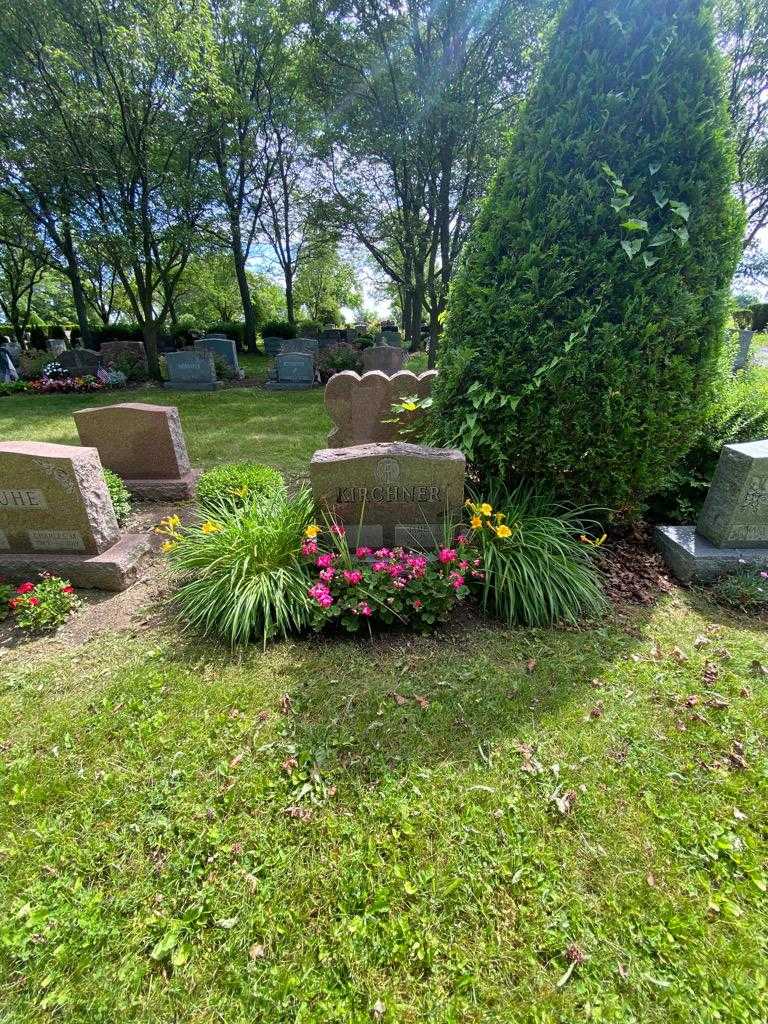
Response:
325,370,438,448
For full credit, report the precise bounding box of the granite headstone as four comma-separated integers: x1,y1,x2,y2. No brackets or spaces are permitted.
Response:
58,348,101,375
325,369,438,447
264,352,316,390
195,335,242,377
362,344,406,375
164,350,219,391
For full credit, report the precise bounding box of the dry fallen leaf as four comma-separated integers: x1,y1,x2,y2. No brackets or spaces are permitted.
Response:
646,872,656,887
525,658,537,673
739,686,751,698
414,695,429,709
589,702,604,720
684,694,700,707
670,647,688,664
551,788,577,816
750,660,768,677
391,692,408,706
618,963,629,980
284,805,313,821
281,755,298,774
707,695,729,710
650,642,663,661
372,999,386,1021
279,694,293,714
702,661,719,684
693,635,710,649
713,648,732,661
229,751,246,769
733,807,747,821
249,943,266,960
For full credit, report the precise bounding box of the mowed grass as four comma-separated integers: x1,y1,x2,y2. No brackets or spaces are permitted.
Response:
0,384,767,1022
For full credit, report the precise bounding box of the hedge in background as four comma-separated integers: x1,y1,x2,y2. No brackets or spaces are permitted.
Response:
432,0,744,516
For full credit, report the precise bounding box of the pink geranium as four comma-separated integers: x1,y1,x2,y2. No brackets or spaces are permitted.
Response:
316,553,335,569
301,539,318,556
343,569,363,585
438,548,457,564
374,548,392,558
358,601,373,617
355,546,372,557
319,567,335,582
330,524,346,537
308,581,334,607
372,560,389,572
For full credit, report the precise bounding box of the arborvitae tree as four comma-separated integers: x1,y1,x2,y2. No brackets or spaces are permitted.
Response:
432,0,744,516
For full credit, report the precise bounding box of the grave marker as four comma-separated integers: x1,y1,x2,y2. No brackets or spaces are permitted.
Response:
310,441,465,548
362,344,406,375
0,441,151,590
195,335,242,377
325,369,437,447
164,350,220,391
74,402,200,500
264,352,316,390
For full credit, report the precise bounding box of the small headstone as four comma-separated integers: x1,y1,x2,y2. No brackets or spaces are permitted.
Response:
264,352,316,390
280,338,319,356
319,328,348,349
656,439,768,581
46,339,67,356
362,345,406,375
262,336,284,357
310,442,465,549
0,441,151,590
195,335,242,377
380,330,401,347
732,329,754,372
325,370,438,447
58,348,101,375
74,402,200,500
163,350,219,391
100,339,148,370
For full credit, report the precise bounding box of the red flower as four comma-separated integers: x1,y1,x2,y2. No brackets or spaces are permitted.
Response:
62,585,75,594
16,582,35,594
27,597,40,606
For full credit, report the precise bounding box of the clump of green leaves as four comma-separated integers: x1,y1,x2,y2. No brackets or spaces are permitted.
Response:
163,489,314,647
103,468,132,526
10,575,81,632
433,0,744,517
712,569,768,611
197,463,285,514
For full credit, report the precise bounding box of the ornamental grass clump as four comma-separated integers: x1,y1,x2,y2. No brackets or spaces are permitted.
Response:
158,489,314,648
464,487,608,627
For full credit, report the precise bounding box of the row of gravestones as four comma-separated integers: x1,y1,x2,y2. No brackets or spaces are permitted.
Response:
265,338,409,390
0,403,199,591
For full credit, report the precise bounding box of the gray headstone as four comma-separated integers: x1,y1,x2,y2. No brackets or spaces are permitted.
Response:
164,350,219,391
655,524,768,583
47,339,67,356
362,345,406,375
310,441,465,548
280,338,319,356
263,336,284,356
195,336,240,375
277,352,314,384
58,349,101,375
697,440,768,548
732,329,754,372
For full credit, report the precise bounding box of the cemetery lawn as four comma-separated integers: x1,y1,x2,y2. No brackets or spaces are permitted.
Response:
0,384,767,1022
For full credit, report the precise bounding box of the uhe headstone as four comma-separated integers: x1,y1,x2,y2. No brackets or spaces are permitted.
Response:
0,441,152,590
74,402,201,500
310,441,465,549
656,439,768,581
325,370,438,447
164,350,220,391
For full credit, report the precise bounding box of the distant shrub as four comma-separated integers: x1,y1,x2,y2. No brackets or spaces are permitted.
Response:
317,343,362,382
197,462,285,513
732,308,753,330
104,468,132,525
404,351,429,374
207,321,245,348
751,303,768,333
112,351,149,383
262,320,296,340
212,354,237,381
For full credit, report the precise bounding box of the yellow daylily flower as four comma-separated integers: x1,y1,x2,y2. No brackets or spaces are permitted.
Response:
161,540,177,553
479,503,493,516
470,514,482,529
201,520,222,534
305,524,320,538
231,485,249,498
496,524,513,539
163,514,181,528
401,400,418,412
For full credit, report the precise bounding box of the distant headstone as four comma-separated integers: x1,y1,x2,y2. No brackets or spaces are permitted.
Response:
58,348,101,375
362,344,406,375
280,338,319,356
319,327,348,349
325,369,438,447
732,329,754,372
263,336,284,357
310,442,465,549
0,441,151,590
74,402,200,500
195,335,242,377
46,339,67,356
163,350,219,391
264,352,316,390
100,339,148,371
380,330,401,347
656,439,768,581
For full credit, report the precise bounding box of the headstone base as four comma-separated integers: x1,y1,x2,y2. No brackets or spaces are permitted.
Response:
262,381,317,391
0,533,153,591
122,469,201,501
163,381,222,392
655,524,768,583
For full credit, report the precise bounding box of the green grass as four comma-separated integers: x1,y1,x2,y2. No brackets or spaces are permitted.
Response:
1,387,767,1022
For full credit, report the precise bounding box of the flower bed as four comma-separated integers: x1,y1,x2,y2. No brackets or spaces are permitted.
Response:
1,575,82,632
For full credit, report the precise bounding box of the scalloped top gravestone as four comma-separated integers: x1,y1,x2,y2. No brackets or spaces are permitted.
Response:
74,402,200,500
325,369,437,447
656,439,768,582
310,441,465,549
0,441,151,589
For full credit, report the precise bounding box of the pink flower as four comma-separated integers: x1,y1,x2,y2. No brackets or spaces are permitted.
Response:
459,560,469,571
301,540,318,556
330,524,346,537
392,578,406,589
372,561,389,572
438,548,457,564
473,558,482,567
358,601,373,617
456,533,467,545
343,569,363,585
355,546,372,558
386,562,404,578
319,567,335,582
412,599,423,610
761,572,768,579
308,582,334,607
62,585,75,594
374,548,392,558
27,597,40,606
450,571,465,589
316,553,335,569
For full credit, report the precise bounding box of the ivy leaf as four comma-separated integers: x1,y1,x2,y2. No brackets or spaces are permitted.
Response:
610,194,633,212
652,188,668,207
648,230,673,248
649,162,661,176
672,226,689,245
621,239,642,260
642,252,659,268
669,200,690,221
621,219,648,232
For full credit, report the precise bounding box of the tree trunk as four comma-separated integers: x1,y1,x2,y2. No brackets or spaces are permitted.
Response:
233,244,256,353
285,268,295,326
142,318,162,380
427,303,440,369
60,226,91,348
